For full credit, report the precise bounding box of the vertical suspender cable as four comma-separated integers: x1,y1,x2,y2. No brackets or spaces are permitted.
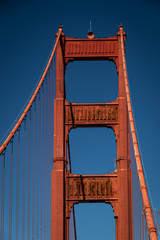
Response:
22,119,26,240
119,25,158,240
46,70,50,240
1,153,5,240
44,76,47,239
16,129,20,240
9,140,13,240
32,100,36,239
36,93,40,239
27,110,31,240
67,136,77,240
40,85,44,240
0,155,1,239
0,156,1,238
0,155,2,239
48,62,54,239
48,59,54,239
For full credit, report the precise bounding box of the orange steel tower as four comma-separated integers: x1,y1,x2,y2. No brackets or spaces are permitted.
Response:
51,25,157,240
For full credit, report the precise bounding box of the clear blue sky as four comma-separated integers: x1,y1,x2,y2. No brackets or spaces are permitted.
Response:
0,0,160,239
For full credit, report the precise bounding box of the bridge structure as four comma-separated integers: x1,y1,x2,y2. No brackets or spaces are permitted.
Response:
0,25,158,240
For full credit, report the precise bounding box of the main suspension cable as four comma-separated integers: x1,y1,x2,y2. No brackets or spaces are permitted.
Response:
0,27,62,155
119,25,158,240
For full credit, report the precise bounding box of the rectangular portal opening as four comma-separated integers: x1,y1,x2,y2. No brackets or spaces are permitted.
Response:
68,127,117,175
65,61,118,104
69,203,115,240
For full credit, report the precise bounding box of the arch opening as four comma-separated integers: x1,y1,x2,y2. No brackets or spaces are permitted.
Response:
71,203,115,240
65,61,118,104
68,127,117,175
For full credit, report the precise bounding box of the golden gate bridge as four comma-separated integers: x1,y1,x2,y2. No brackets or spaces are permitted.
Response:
0,25,159,240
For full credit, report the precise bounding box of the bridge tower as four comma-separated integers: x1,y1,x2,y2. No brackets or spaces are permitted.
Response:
51,25,133,240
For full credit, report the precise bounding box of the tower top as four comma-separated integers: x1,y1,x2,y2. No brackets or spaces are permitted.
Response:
117,24,126,38
59,25,63,30
119,24,123,30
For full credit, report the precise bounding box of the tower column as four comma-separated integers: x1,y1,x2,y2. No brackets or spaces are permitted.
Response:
51,27,66,240
117,25,131,240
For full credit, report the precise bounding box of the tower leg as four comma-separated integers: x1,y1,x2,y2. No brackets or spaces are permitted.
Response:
51,33,66,240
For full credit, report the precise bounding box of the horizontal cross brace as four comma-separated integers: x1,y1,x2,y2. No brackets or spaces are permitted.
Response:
65,101,119,127
64,37,118,64
66,172,118,202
